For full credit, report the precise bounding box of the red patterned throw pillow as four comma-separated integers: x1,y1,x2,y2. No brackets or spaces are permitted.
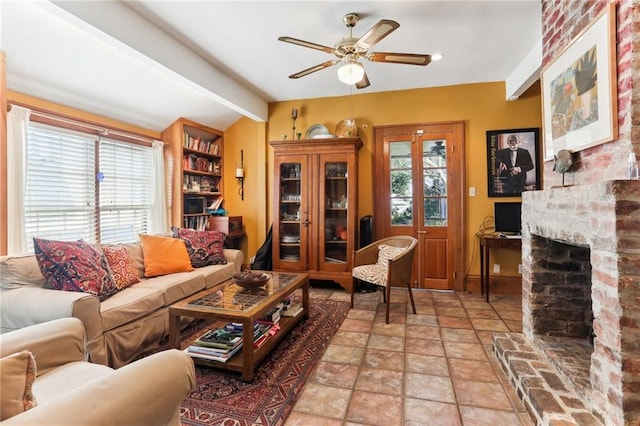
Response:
33,238,118,301
171,227,227,267
103,246,140,289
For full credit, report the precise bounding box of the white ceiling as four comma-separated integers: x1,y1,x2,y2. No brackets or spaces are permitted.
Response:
1,1,542,132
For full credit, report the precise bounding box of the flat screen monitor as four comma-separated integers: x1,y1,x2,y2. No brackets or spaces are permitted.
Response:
494,202,522,234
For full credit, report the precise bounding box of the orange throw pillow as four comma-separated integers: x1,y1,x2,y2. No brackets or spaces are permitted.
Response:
139,234,194,277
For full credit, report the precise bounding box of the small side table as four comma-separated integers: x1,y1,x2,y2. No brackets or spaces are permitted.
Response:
479,234,522,302
225,231,246,249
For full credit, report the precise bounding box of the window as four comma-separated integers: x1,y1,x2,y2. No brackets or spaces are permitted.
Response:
99,138,153,244
389,140,413,225
24,122,153,251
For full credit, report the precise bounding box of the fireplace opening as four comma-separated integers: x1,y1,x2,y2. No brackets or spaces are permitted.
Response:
529,235,593,401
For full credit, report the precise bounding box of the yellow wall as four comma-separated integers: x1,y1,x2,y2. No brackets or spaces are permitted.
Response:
7,82,541,280
223,117,267,264
225,81,541,278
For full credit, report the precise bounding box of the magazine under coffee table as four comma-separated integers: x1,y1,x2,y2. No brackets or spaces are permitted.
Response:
168,271,309,381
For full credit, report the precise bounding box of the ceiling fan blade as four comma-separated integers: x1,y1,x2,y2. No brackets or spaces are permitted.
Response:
288,60,339,79
355,71,370,89
278,36,335,54
368,52,432,66
355,20,399,50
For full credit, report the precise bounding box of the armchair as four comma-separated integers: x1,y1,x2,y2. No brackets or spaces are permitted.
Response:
0,318,196,425
351,236,418,323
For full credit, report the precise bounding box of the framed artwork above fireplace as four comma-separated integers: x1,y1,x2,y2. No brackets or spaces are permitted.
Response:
541,2,618,161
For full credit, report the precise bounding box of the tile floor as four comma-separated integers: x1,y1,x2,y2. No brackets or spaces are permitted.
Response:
286,285,534,426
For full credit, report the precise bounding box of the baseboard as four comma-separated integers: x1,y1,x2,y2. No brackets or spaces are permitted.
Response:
464,274,523,296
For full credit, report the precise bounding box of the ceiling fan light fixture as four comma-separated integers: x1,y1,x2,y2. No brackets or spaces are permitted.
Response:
337,61,365,85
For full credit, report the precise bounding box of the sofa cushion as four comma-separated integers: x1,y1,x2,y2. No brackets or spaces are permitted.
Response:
1,350,38,420
103,246,140,290
134,272,205,306
33,361,112,405
33,238,118,301
198,262,239,289
377,244,405,267
99,287,166,332
352,264,388,287
171,227,227,267
0,254,47,289
139,234,194,277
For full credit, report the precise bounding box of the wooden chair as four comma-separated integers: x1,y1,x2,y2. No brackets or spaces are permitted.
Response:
351,236,418,323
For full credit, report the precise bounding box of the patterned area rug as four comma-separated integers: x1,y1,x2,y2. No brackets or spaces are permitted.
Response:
178,298,350,426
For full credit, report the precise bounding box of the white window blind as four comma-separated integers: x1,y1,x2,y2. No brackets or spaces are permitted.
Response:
99,138,153,244
25,123,97,251
24,122,154,251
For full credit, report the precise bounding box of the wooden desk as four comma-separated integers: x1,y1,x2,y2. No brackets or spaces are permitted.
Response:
479,234,522,302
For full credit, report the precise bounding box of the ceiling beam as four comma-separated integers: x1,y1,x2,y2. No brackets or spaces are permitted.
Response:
505,39,542,101
45,1,267,122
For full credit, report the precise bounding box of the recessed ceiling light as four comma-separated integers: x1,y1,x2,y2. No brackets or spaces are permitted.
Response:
431,53,444,61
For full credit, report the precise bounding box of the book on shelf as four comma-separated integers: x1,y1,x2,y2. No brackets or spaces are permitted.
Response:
187,321,274,361
184,344,241,363
257,305,282,325
207,198,224,211
194,328,242,350
253,334,268,348
187,343,238,356
183,215,208,231
281,302,303,317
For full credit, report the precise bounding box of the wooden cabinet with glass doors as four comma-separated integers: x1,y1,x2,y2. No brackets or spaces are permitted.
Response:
270,138,362,293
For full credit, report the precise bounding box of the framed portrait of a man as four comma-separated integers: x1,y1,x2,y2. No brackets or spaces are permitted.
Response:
486,128,540,197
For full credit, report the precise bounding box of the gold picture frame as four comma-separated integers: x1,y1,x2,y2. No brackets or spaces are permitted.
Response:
541,2,618,161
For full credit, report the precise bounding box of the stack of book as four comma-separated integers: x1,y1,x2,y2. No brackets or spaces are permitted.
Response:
185,326,243,363
281,296,303,317
281,302,303,317
258,304,283,326
185,321,275,362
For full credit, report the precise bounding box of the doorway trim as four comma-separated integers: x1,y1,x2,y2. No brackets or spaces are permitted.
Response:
373,121,466,291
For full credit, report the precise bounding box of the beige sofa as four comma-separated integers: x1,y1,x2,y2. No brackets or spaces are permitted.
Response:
0,317,196,425
0,243,243,368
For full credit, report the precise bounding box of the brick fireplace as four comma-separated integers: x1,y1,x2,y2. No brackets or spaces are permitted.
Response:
495,181,640,425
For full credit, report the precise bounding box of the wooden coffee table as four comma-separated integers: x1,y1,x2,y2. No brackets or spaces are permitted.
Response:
168,271,309,381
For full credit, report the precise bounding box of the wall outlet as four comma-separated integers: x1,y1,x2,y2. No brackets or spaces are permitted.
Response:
518,264,523,274
493,264,501,274
469,187,476,197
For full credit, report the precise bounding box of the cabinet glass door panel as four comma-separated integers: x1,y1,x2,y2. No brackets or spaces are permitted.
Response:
322,161,348,265
276,159,305,267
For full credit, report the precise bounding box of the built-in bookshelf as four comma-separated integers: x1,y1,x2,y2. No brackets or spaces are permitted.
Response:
162,118,224,230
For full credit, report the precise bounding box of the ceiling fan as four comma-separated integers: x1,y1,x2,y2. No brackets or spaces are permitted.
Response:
278,13,432,89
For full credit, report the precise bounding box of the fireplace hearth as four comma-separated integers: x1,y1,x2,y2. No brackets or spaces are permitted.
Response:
494,181,640,425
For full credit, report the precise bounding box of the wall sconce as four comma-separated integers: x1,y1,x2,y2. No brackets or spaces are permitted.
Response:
236,150,244,201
